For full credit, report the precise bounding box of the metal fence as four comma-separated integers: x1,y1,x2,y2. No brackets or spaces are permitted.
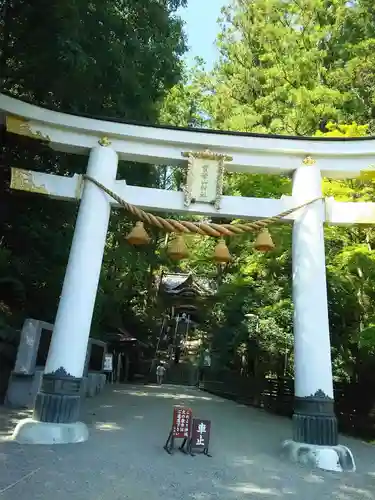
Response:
202,370,375,440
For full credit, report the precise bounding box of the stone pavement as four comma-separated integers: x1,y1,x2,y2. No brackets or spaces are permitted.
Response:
0,384,375,499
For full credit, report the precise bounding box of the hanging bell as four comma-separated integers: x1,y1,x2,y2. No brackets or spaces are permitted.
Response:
213,238,232,263
254,228,275,252
125,221,150,245
167,234,189,261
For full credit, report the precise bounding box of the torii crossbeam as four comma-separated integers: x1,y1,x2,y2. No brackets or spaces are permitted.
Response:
9,166,375,224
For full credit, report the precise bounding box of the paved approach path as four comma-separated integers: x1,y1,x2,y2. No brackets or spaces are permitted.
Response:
0,384,375,499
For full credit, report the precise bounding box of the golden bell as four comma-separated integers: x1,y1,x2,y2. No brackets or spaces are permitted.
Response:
126,221,150,245
167,234,189,260
254,228,275,252
213,238,232,263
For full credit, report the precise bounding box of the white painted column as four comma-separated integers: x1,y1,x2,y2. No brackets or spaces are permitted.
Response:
292,164,333,399
284,164,355,471
45,145,118,378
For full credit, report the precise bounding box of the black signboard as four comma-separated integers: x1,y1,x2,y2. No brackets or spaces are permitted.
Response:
186,418,212,457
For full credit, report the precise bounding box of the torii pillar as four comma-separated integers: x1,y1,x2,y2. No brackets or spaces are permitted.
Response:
12,144,118,444
281,160,355,472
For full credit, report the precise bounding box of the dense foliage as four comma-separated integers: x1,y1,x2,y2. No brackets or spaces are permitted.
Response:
2,0,375,389
0,0,187,339
158,0,375,385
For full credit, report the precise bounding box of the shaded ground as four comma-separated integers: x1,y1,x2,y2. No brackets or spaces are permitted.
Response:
0,384,375,499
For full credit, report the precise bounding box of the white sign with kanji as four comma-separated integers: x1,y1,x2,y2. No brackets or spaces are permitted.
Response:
172,406,192,438
183,152,227,209
191,418,211,450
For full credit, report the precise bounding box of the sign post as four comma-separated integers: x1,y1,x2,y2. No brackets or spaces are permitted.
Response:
103,353,113,383
103,353,113,372
164,406,192,455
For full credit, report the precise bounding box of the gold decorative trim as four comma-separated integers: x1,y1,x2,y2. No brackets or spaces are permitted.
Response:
302,156,316,166
6,116,30,136
10,168,49,195
359,167,375,180
6,115,50,142
182,149,233,162
214,158,226,210
98,136,112,147
359,170,375,181
183,153,195,207
74,174,84,199
34,130,51,142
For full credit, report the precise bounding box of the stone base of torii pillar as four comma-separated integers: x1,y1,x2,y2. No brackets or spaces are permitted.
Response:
281,440,355,472
12,419,89,445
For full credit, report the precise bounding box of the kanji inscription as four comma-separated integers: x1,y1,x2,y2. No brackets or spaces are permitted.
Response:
172,406,192,439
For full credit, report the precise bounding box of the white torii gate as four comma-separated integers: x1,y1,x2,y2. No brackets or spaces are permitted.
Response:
2,93,374,472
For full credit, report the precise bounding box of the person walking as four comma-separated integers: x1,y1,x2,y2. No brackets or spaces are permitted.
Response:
156,362,166,385
197,348,211,387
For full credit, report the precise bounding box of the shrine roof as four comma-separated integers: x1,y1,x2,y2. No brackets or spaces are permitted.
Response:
104,328,149,348
161,273,191,290
159,273,215,296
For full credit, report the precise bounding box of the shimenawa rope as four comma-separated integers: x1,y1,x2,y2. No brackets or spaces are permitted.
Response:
84,175,323,238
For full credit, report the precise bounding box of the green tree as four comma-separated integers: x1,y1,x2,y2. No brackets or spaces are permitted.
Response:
158,0,375,382
196,0,375,135
1,0,187,119
0,0,187,339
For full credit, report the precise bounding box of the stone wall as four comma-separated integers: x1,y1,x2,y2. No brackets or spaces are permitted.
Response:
4,318,107,408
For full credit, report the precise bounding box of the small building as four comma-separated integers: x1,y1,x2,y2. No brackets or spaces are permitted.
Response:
156,272,214,363
104,328,150,382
